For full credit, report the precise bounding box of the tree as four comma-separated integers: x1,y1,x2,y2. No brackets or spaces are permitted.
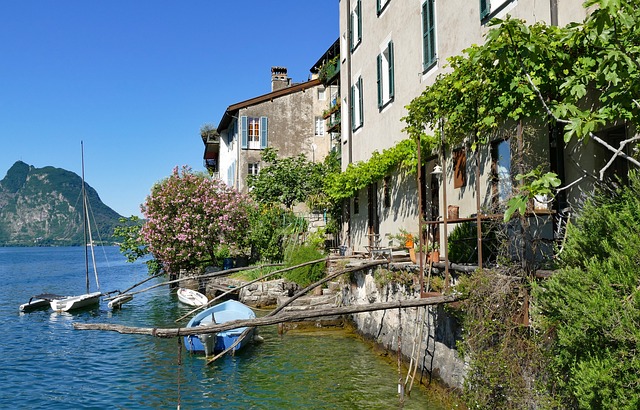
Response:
141,166,252,274
248,147,324,209
113,216,161,275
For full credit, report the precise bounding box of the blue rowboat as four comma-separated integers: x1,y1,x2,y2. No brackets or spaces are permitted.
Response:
183,299,256,356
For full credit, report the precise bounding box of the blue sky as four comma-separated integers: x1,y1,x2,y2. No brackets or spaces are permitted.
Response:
0,1,339,217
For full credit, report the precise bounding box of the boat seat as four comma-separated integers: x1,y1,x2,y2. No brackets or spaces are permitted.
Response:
198,313,216,326
215,311,239,323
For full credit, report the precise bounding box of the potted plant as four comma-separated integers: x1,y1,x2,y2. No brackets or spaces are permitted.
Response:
429,242,440,263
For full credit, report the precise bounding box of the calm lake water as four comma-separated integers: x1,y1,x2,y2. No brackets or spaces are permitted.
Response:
1,247,445,409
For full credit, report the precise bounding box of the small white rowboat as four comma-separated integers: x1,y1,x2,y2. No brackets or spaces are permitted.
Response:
177,288,208,307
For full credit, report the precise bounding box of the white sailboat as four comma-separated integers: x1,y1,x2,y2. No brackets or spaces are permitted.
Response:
50,142,102,312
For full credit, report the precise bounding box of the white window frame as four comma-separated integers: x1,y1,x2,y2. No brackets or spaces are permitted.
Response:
315,117,325,136
248,162,260,176
351,76,364,131
350,0,362,52
247,118,261,149
318,87,326,101
377,39,394,110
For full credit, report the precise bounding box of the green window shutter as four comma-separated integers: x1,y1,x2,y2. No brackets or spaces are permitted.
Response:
422,0,436,70
260,116,268,149
376,54,383,109
358,77,364,127
350,84,356,131
480,0,491,19
241,116,248,149
388,40,394,100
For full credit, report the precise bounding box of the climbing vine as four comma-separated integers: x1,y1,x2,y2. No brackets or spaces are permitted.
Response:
325,136,437,200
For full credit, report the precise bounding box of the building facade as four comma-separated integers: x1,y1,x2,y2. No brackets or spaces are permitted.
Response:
204,67,331,194
338,0,601,256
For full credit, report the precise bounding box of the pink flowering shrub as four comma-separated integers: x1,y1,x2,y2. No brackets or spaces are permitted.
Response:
140,166,252,274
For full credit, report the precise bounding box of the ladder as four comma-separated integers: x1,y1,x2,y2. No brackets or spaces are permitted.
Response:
421,306,437,385
404,305,426,395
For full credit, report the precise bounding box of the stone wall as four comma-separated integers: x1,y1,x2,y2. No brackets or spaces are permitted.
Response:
339,264,467,389
206,277,299,308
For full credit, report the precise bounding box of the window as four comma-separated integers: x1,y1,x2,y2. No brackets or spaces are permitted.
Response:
248,162,259,176
315,117,325,136
383,177,391,208
227,161,236,187
491,139,512,203
377,40,395,109
241,116,268,149
318,87,326,101
377,0,390,15
422,0,436,71
453,149,466,188
349,0,362,52
350,76,363,131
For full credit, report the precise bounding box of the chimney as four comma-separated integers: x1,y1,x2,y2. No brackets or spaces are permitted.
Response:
271,66,290,91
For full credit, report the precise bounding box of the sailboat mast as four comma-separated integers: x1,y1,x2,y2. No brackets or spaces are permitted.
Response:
81,141,90,294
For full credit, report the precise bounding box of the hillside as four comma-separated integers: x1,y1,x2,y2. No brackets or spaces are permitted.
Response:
0,161,124,246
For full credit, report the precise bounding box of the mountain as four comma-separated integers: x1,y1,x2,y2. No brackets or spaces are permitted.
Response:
0,161,124,246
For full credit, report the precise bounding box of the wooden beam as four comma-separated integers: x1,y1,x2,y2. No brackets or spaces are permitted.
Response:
73,294,460,338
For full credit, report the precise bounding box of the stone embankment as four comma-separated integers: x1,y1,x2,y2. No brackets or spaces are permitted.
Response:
191,258,465,390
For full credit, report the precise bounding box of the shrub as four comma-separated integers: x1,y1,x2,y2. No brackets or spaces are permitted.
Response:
448,221,498,264
284,245,326,287
533,172,640,409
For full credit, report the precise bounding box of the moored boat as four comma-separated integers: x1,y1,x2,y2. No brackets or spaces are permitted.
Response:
50,291,102,312
177,287,208,307
49,142,102,313
183,299,256,356
108,293,134,309
19,295,55,312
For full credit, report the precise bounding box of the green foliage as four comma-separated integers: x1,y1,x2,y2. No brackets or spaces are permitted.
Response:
459,270,553,409
113,216,161,275
448,221,498,264
318,56,339,84
325,137,434,200
247,204,299,263
533,172,640,408
283,245,326,287
504,168,561,221
374,268,415,290
113,216,147,263
248,147,325,209
231,265,282,282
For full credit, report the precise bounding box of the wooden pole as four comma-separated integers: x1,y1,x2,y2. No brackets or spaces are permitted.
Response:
73,294,460,337
174,258,334,323
417,135,425,297
476,134,483,269
440,119,450,288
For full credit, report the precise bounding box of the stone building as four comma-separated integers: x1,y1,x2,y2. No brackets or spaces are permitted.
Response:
203,67,331,194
